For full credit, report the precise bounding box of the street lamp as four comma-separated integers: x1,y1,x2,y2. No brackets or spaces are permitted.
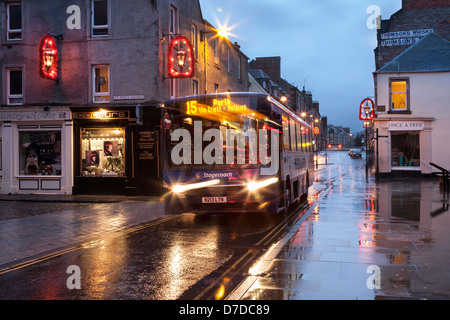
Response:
359,98,375,178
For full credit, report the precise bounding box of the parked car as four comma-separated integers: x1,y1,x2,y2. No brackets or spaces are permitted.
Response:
349,149,362,158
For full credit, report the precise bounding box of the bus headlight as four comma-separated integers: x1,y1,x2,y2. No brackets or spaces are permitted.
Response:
172,179,220,194
247,177,279,192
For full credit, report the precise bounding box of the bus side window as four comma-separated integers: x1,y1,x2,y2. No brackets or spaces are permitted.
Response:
296,123,302,152
290,118,297,151
282,115,290,151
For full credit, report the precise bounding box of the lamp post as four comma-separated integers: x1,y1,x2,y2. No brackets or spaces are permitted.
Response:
360,98,374,178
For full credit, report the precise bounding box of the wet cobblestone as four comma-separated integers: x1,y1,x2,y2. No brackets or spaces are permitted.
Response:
0,201,95,221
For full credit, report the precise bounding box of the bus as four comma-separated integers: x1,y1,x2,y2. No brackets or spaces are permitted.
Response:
161,92,314,214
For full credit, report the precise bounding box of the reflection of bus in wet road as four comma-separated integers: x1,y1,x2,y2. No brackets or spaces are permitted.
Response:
161,92,315,214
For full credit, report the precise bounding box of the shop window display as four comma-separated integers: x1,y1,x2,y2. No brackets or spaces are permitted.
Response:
81,128,125,176
19,131,62,176
391,132,420,167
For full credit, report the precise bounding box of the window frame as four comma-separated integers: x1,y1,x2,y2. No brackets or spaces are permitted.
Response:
169,5,178,35
91,0,109,37
6,2,22,41
6,67,23,105
191,23,198,58
192,79,198,96
213,38,218,65
92,65,110,103
389,77,410,113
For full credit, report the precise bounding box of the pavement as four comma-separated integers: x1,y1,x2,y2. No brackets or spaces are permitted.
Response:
1,151,449,300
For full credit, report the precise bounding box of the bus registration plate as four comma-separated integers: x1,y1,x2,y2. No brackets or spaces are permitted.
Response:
202,197,227,203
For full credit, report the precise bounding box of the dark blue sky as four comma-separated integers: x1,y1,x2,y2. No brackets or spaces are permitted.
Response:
199,0,402,133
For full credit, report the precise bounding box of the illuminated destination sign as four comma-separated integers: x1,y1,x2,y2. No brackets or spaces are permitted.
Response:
185,99,247,115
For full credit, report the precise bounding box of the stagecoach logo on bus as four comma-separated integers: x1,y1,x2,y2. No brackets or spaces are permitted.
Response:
195,172,234,180
170,121,279,176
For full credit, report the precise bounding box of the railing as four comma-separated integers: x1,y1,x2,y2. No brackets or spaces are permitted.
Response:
430,162,449,191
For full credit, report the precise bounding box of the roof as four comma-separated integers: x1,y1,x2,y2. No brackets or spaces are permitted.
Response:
375,33,450,73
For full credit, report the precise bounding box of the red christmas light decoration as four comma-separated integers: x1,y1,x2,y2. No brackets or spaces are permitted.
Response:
168,36,195,78
359,98,375,121
39,35,58,80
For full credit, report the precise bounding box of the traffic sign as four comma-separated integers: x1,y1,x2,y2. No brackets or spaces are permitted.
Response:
313,127,320,135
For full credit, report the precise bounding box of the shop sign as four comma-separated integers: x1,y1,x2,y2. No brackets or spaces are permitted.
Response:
387,121,424,131
73,110,129,120
0,110,70,122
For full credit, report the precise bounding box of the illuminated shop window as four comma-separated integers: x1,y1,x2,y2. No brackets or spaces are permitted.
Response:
19,131,62,176
391,132,420,167
81,128,125,176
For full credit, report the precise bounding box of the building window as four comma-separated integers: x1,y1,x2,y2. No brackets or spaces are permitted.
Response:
170,78,177,99
170,5,177,35
226,47,230,73
0,134,2,171
81,128,125,176
19,131,62,176
7,68,23,105
191,24,198,58
391,132,420,167
92,65,110,103
213,38,218,64
390,78,409,111
7,2,22,40
91,0,108,36
192,79,198,95
214,83,219,93
238,56,242,80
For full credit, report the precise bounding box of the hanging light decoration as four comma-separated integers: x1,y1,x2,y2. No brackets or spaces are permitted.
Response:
168,36,195,78
39,35,58,80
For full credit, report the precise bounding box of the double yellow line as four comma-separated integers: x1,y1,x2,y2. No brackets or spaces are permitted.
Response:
0,214,180,275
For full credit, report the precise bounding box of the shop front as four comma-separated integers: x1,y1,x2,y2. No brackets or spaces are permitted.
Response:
71,107,162,196
375,118,434,177
0,107,73,194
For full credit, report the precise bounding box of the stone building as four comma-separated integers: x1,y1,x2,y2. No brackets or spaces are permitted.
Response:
0,0,249,195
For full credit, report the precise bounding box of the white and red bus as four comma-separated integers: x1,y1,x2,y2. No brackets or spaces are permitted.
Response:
161,92,314,214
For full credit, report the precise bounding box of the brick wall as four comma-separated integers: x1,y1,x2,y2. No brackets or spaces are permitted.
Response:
249,57,281,83
402,0,450,10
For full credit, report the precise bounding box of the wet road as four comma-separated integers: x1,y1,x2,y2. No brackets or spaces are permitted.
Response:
0,151,449,300
0,199,292,300
234,151,450,300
